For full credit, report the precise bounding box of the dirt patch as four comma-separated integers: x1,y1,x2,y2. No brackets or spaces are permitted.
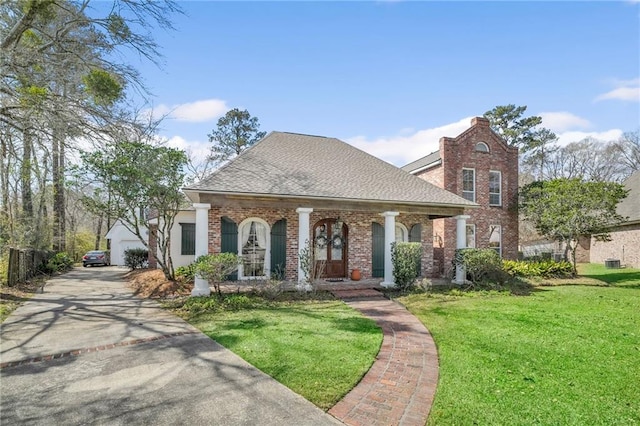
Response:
531,276,608,287
125,269,193,298
1,279,44,321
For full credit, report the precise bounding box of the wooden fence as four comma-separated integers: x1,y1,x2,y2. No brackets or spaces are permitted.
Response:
6,248,52,286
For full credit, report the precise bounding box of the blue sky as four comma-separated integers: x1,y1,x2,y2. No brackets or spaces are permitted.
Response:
124,1,639,166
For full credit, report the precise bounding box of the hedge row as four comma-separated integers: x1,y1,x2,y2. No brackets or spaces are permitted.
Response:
503,259,574,278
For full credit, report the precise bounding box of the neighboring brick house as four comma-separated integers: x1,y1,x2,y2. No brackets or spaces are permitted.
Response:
587,171,640,268
402,117,519,275
181,131,476,296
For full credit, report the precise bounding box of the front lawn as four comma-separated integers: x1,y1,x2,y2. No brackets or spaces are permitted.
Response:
168,294,382,410
397,266,640,425
578,262,640,286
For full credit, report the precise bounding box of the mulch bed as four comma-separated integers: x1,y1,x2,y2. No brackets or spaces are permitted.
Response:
125,269,193,298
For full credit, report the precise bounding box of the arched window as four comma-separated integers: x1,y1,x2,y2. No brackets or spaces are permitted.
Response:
475,142,489,152
237,218,270,279
395,223,409,243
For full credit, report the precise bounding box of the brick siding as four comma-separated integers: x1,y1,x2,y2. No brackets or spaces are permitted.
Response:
415,117,519,275
204,206,433,281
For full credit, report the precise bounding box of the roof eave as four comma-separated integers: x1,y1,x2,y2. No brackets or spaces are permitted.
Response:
181,188,478,210
407,159,442,175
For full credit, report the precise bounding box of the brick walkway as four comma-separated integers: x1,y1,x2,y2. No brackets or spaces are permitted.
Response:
328,289,439,426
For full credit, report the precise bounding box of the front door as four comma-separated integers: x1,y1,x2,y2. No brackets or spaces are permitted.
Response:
313,219,348,279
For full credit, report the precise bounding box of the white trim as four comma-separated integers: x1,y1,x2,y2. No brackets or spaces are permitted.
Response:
192,203,211,296
466,223,476,248
408,159,442,175
489,224,502,257
475,142,490,152
489,170,502,206
237,217,271,280
454,215,471,285
183,189,478,210
462,168,476,202
296,207,313,284
381,211,399,287
395,223,409,243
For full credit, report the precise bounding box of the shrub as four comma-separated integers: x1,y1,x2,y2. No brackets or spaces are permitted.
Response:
46,252,74,273
175,263,196,283
503,259,574,278
456,248,505,285
124,248,149,270
179,296,221,315
224,294,254,310
194,253,241,296
391,242,422,292
254,278,285,300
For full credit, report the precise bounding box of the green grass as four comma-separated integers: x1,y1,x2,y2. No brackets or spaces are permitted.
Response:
0,300,19,322
578,263,640,286
397,267,640,425
169,293,382,410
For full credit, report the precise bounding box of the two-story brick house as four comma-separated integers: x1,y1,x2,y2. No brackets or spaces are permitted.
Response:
182,131,476,295
402,117,519,275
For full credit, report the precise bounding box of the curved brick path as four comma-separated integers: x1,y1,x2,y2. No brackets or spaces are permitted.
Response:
329,289,439,426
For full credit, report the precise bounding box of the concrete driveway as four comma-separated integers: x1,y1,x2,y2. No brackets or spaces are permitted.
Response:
0,267,341,425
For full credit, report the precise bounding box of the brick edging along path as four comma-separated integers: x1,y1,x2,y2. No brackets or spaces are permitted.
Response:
329,289,439,426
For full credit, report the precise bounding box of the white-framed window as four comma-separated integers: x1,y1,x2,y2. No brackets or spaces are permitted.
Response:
475,142,489,152
466,224,476,248
489,225,502,257
489,170,502,206
462,168,475,202
238,218,270,279
395,223,409,243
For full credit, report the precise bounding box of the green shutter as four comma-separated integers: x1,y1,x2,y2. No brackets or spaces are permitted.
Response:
180,223,195,255
221,216,238,280
409,224,422,277
372,222,385,278
270,219,287,280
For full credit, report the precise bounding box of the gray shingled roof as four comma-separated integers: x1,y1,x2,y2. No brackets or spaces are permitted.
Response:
184,131,475,208
401,151,441,173
619,171,640,223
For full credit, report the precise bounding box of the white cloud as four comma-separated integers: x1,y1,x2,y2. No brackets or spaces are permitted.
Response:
146,99,228,123
162,135,211,160
538,111,591,133
346,117,473,166
345,116,625,163
555,129,623,147
594,78,640,102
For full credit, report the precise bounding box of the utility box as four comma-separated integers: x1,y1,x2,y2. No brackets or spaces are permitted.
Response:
605,259,621,269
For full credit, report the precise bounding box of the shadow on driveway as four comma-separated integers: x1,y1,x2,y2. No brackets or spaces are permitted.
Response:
1,267,340,425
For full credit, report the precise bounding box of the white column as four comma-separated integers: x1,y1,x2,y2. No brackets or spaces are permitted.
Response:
454,215,471,285
192,203,211,296
381,211,399,288
296,208,313,284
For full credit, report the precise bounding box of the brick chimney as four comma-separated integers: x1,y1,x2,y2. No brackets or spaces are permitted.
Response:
471,116,490,127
